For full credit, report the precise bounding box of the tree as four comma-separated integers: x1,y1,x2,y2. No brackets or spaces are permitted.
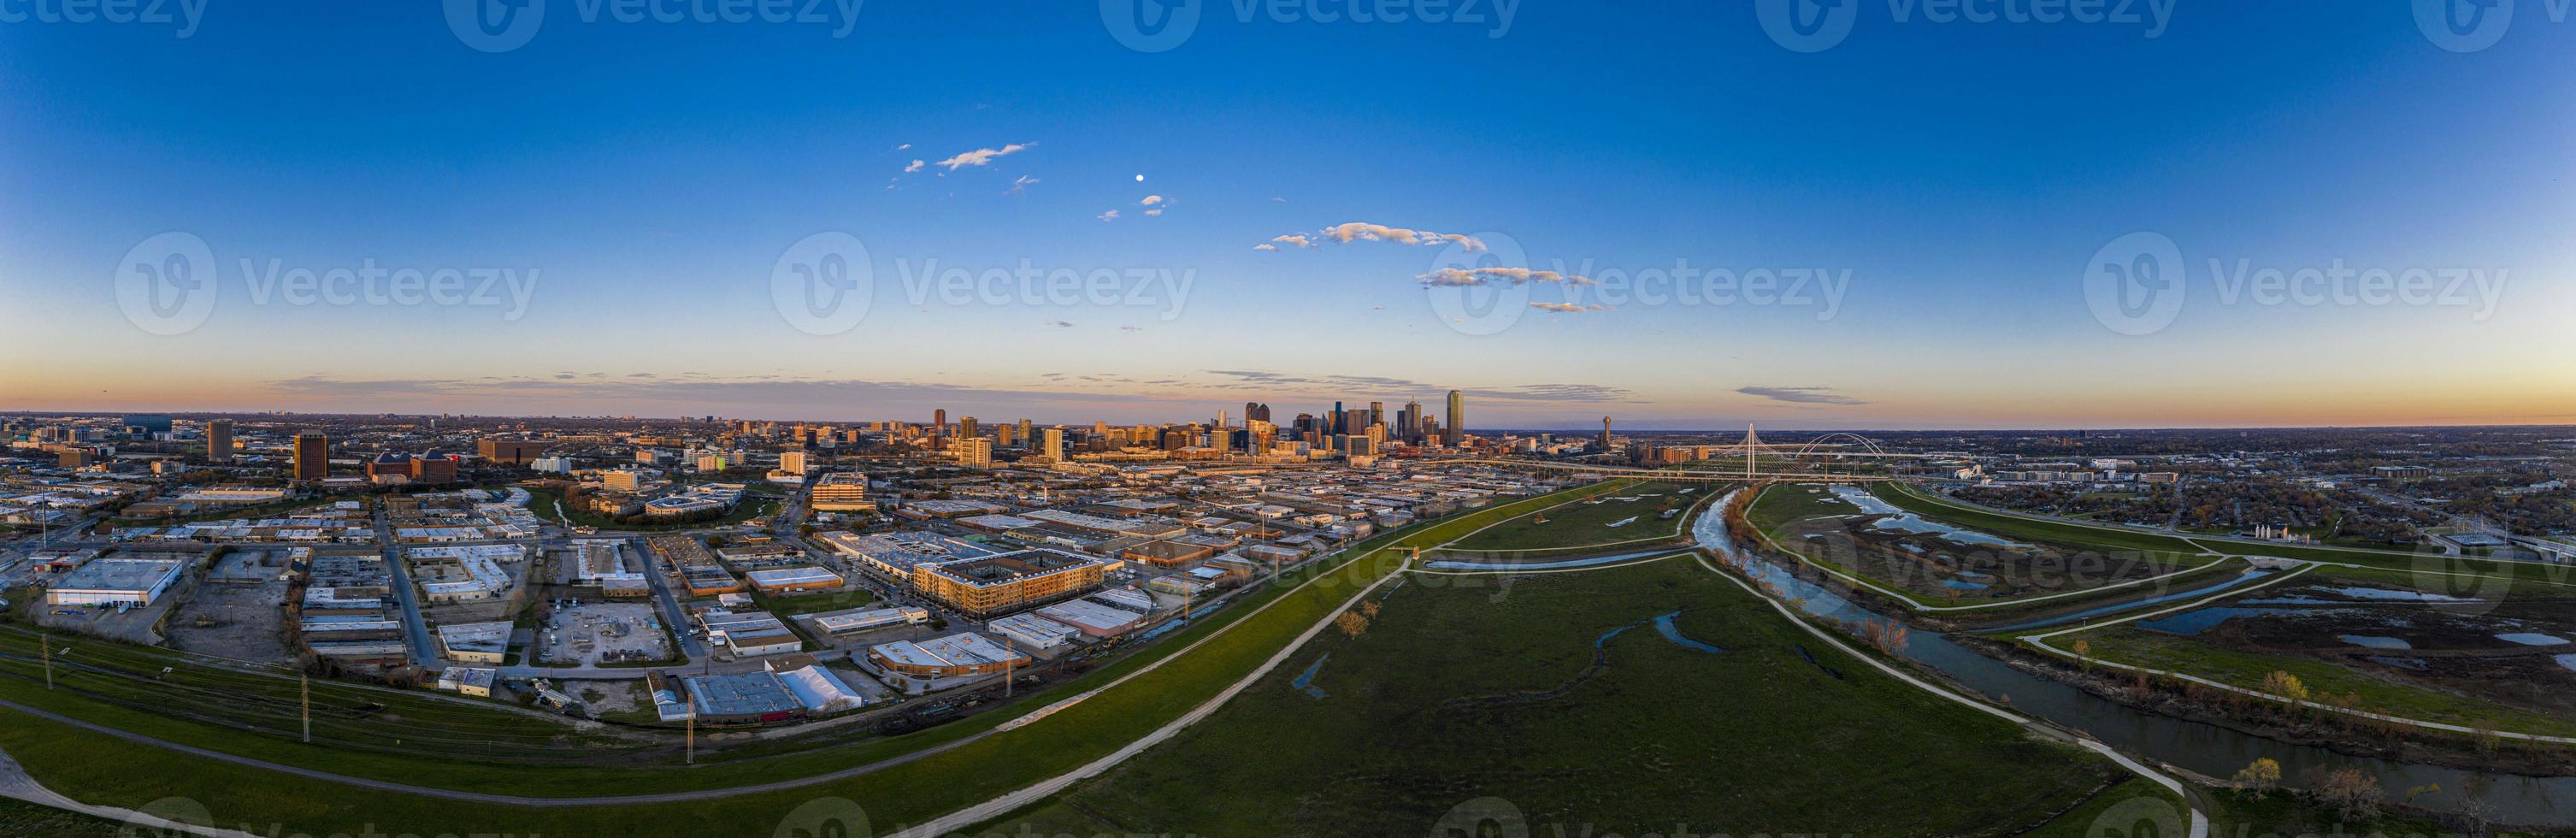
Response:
2307,767,2382,819
2261,670,2308,708
1333,611,1370,640
2231,758,2280,798
1863,619,1908,655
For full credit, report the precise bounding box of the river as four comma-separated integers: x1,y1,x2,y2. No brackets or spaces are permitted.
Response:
1691,490,2576,826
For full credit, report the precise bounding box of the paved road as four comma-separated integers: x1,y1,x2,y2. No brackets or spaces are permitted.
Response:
370,510,439,666
628,535,707,658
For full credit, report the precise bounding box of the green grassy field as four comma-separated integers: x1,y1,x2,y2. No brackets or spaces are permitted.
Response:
2055,563,2576,739
1443,481,1712,552
1743,483,2219,613
0,481,1637,836
975,555,2123,836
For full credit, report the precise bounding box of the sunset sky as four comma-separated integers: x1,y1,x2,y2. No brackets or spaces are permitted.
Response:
3,3,2570,428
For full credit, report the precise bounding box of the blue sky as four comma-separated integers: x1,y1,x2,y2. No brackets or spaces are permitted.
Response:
2,1,2570,428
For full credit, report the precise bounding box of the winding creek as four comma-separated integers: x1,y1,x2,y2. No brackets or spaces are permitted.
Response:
1690,491,2576,826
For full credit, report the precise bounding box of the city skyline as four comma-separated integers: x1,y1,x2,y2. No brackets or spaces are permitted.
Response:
3,4,2570,428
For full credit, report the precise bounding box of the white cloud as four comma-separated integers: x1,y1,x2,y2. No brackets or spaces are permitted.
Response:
1098,210,1120,221
935,142,1034,170
1144,208,1163,216
1416,267,1595,286
1263,222,1483,252
1529,302,1606,313
897,143,912,150
1006,174,1039,195
902,159,925,174
1253,244,1278,251
1141,195,1164,205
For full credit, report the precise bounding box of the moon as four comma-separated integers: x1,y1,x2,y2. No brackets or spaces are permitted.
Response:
1134,174,1145,182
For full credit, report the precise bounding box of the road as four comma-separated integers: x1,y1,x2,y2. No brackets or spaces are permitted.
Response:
628,535,707,659
369,508,439,666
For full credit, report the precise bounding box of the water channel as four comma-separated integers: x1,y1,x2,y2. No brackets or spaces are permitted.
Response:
1690,490,2576,825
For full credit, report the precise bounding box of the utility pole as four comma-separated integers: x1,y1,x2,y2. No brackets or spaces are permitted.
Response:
1004,637,1017,699
301,675,311,743
40,634,51,690
687,712,695,764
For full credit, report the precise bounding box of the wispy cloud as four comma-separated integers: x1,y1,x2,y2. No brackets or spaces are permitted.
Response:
1202,370,1632,403
1736,386,1870,406
1044,319,1075,328
1005,174,1038,195
935,142,1034,170
1098,210,1120,221
1256,223,1481,252
1529,302,1605,313
1418,267,1595,286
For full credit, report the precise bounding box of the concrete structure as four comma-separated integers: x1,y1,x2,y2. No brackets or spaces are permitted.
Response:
478,438,549,465
205,418,233,463
810,471,873,511
987,612,1080,651
435,622,513,664
911,548,1118,617
865,632,1030,679
46,557,188,606
436,666,498,698
292,430,329,481
809,605,931,635
746,565,845,594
